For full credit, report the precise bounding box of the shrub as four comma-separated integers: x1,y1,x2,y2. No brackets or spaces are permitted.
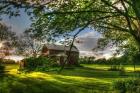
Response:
78,57,95,64
108,65,125,76
20,56,59,72
79,56,140,65
108,65,125,71
113,79,140,93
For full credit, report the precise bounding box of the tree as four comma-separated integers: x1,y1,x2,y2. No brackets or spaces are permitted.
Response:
0,23,16,42
15,30,43,57
0,23,18,59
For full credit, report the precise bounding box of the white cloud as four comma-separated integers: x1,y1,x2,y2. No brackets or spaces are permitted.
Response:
74,29,101,51
78,30,101,38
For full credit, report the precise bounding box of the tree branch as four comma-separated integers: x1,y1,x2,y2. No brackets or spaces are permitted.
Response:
58,20,92,72
44,10,117,15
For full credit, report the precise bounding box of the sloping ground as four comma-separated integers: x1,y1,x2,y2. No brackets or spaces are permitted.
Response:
0,64,139,93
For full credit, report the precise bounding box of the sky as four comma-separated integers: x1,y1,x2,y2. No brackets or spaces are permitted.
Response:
0,9,115,59
1,8,32,35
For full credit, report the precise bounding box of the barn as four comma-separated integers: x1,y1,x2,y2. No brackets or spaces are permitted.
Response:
41,44,79,65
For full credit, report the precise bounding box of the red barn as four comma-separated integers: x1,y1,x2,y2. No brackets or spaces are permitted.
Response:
41,44,79,65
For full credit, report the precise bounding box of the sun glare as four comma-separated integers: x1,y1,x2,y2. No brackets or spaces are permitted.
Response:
5,56,25,62
0,43,3,48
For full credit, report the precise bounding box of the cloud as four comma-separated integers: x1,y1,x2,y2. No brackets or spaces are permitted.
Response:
1,9,31,35
74,29,117,59
78,30,101,38
79,51,103,59
74,29,100,51
74,37,98,51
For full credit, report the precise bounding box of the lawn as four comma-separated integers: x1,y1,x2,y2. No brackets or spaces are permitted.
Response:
0,64,140,93
82,64,140,71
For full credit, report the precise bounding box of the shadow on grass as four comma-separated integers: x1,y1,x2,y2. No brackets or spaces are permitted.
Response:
0,73,113,93
55,66,136,79
0,74,78,93
2,64,138,93
52,75,111,91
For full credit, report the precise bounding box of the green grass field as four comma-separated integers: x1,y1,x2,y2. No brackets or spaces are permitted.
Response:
1,64,140,93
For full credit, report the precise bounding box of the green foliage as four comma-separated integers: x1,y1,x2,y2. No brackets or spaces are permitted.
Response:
108,65,125,71
113,79,140,93
94,58,107,64
108,65,125,76
79,56,127,65
20,56,59,72
79,57,95,64
79,55,140,65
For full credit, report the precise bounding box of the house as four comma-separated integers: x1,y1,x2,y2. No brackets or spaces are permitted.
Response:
41,44,79,65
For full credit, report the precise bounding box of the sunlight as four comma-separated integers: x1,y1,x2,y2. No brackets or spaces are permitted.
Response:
0,42,3,48
4,55,25,61
103,54,113,59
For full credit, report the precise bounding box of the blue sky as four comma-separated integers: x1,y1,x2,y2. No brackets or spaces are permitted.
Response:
1,8,32,34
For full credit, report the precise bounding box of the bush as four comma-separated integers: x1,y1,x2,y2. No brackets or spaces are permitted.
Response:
78,57,95,64
79,56,140,65
108,65,125,76
108,65,125,71
20,56,59,72
113,79,140,93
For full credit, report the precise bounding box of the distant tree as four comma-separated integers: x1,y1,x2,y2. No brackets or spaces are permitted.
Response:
0,23,16,42
16,30,43,57
0,23,18,58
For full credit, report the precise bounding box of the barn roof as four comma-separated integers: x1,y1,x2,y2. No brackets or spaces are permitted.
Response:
44,44,79,52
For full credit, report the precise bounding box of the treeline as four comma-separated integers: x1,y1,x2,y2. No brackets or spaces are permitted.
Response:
79,54,140,65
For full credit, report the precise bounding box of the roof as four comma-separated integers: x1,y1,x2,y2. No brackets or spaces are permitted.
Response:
44,44,79,52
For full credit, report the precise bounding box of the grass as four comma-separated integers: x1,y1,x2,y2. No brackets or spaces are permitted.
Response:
82,64,140,71
0,64,140,93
